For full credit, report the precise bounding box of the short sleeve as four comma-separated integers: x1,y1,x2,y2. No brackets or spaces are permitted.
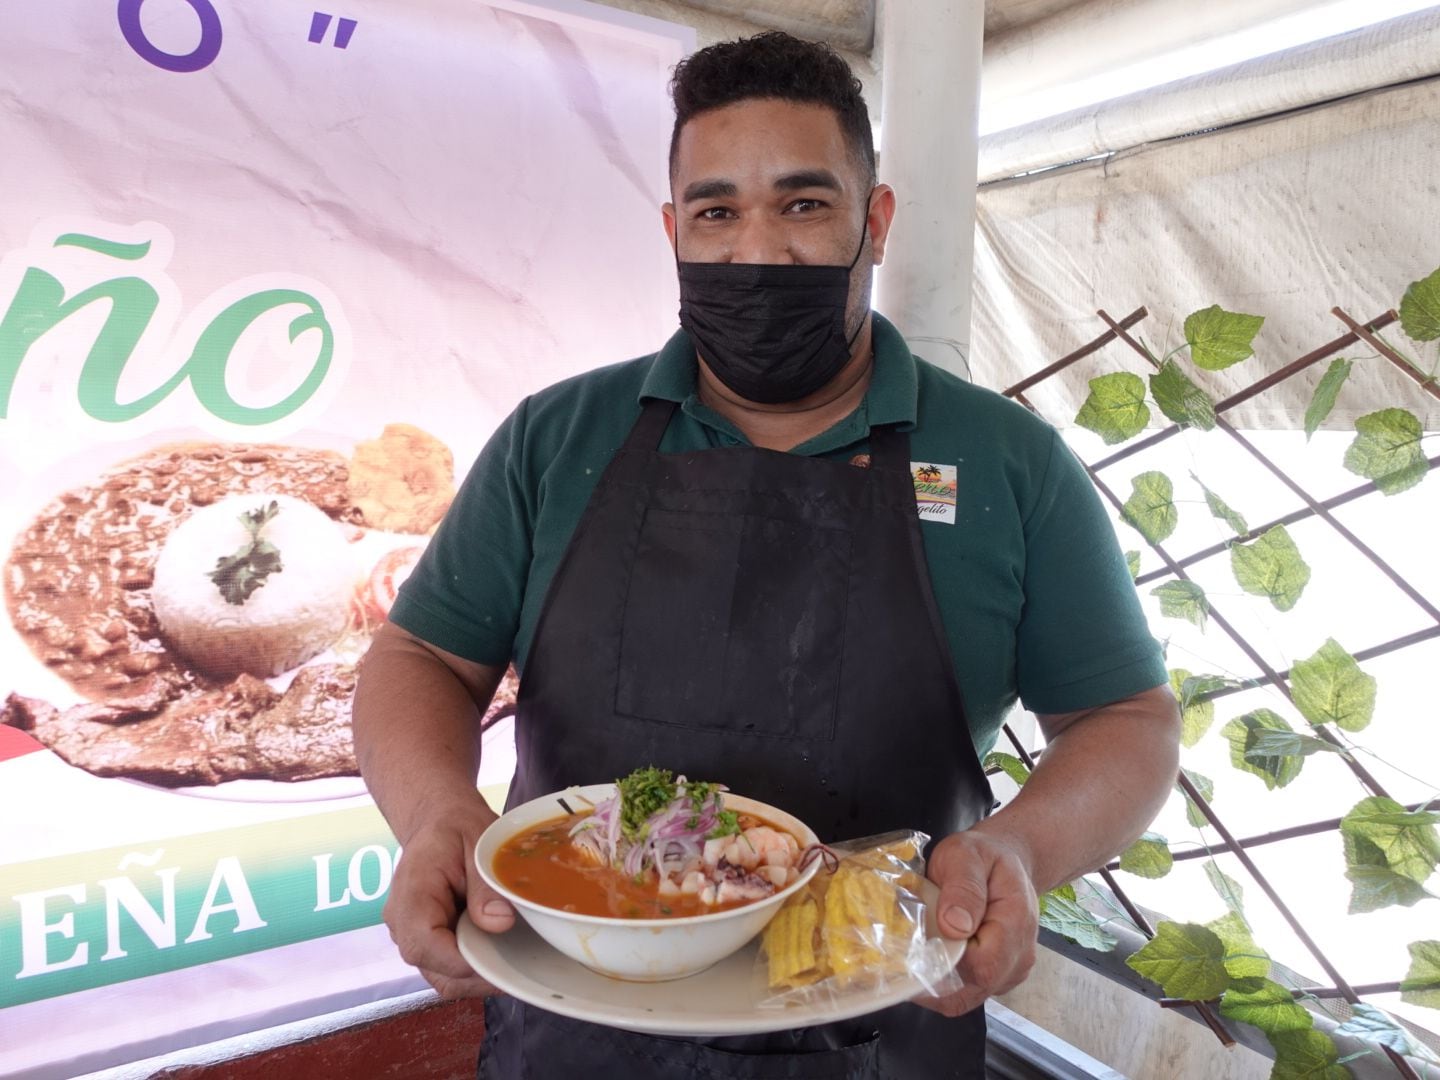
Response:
386,399,535,666
1014,430,1167,714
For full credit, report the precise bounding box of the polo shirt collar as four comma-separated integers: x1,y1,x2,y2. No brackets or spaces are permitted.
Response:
638,311,919,446
865,312,919,430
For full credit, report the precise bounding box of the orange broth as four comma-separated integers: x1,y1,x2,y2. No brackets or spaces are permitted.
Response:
493,810,792,919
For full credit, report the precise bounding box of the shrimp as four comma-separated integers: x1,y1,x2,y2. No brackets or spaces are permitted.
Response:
696,825,802,900
737,826,798,870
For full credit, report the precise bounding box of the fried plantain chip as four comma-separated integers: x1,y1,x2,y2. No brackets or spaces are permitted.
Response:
763,896,825,988
764,840,922,993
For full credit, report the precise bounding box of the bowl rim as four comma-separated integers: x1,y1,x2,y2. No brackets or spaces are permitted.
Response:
474,782,823,929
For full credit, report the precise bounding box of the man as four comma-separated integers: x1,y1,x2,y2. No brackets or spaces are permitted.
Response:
354,30,1179,1079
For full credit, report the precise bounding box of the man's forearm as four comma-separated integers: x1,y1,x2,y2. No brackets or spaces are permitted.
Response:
352,623,504,844
971,685,1181,894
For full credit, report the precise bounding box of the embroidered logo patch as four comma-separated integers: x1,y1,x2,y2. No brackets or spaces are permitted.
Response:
911,462,957,524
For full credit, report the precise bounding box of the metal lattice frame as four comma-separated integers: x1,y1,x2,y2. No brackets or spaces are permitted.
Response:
996,305,1440,1080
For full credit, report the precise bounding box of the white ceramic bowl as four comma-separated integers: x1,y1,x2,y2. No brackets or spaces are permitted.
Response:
475,783,821,982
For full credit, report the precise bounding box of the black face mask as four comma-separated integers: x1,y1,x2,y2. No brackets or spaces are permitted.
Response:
676,220,868,405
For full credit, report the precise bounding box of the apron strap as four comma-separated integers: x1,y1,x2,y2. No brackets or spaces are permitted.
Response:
624,398,678,452
868,422,910,472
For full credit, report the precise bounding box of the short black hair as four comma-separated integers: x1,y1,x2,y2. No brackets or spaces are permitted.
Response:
668,31,876,187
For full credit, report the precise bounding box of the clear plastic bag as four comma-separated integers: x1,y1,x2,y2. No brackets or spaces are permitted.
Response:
753,830,965,1009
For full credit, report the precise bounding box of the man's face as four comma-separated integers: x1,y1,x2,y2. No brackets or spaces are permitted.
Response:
663,98,892,340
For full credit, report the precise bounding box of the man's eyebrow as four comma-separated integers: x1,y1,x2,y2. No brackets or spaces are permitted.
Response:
773,169,842,193
681,178,738,203
679,170,844,203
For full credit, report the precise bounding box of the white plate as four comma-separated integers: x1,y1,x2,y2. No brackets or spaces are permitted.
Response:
456,878,967,1037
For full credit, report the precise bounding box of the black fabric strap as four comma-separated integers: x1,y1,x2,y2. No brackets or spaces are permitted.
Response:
868,422,910,472
625,399,678,452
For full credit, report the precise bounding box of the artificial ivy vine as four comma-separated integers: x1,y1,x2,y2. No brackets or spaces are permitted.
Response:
1008,265,1440,1078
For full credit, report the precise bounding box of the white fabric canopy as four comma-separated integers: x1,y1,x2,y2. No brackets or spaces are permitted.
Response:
971,74,1440,430
977,6,1440,183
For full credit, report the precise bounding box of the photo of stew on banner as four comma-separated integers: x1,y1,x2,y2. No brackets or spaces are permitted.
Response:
0,1,689,1076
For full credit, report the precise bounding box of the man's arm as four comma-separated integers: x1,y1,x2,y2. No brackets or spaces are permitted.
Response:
352,621,516,998
924,683,1181,1016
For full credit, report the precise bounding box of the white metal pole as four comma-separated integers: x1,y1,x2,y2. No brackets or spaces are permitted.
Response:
876,0,984,379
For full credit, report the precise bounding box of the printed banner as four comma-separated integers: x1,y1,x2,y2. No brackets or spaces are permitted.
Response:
4,806,396,1007
0,0,688,1072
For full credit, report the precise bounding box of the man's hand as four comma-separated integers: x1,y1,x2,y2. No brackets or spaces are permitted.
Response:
918,829,1039,1017
912,685,1181,1017
384,796,515,999
354,626,514,997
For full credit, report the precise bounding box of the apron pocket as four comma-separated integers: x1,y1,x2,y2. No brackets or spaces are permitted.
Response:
616,508,850,742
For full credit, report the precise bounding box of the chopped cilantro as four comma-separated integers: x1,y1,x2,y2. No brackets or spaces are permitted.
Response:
708,809,740,838
616,766,676,842
614,766,738,843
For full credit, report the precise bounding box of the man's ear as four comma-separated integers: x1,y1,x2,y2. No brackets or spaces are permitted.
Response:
661,202,678,256
866,184,897,266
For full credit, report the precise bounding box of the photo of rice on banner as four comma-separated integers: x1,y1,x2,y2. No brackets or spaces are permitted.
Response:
0,424,519,798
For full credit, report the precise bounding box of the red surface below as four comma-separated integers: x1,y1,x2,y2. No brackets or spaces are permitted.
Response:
154,997,488,1079
0,724,45,763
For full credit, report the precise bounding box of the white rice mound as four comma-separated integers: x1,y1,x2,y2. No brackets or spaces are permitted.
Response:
152,493,358,678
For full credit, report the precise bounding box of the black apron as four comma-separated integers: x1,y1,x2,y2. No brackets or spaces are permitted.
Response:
481,399,994,1079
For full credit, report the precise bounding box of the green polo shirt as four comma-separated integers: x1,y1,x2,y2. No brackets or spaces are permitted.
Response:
389,313,1166,755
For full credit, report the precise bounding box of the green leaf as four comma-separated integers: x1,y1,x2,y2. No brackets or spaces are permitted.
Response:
1119,832,1174,879
1121,471,1178,544
1343,835,1432,913
1399,266,1440,341
1181,767,1215,827
1125,921,1231,999
1268,1027,1351,1079
1038,891,1118,952
1289,639,1377,733
1243,730,1344,762
1048,883,1078,903
1231,525,1311,612
1075,372,1150,445
1304,358,1353,440
1185,305,1266,371
1188,473,1249,536
1150,360,1218,430
1401,940,1440,1009
1125,550,1141,581
1223,709,1305,790
1151,580,1210,631
1179,673,1238,709
1171,670,1225,748
1334,1002,1440,1062
1220,977,1312,1034
983,751,1031,787
1340,796,1440,884
1205,860,1246,918
1208,911,1270,979
1343,408,1429,496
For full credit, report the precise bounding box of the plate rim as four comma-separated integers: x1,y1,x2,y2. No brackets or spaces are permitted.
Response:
456,877,967,1037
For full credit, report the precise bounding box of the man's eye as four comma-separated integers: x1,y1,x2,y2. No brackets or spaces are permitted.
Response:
785,199,824,214
697,207,733,221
